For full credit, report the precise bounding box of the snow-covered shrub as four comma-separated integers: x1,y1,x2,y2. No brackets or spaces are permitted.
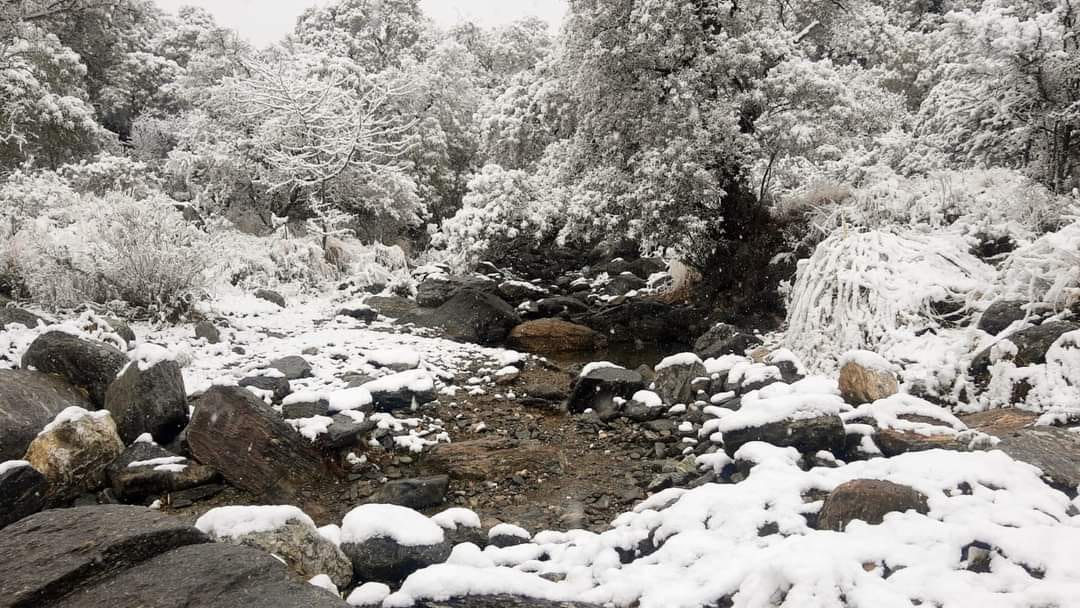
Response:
208,225,337,290
993,220,1080,311
4,193,210,317
431,164,547,270
0,170,79,237
785,229,994,369
57,154,160,197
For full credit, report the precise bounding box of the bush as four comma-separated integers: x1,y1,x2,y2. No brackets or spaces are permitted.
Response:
3,192,210,318
994,220,1080,312
784,229,994,369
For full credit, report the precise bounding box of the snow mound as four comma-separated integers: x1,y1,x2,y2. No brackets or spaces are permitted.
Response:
838,349,896,372
631,390,662,408
391,449,1080,608
347,582,391,606
340,504,445,546
655,352,703,371
328,387,373,412
195,505,315,539
717,388,845,433
488,523,530,540
367,348,421,370
362,370,435,395
129,343,177,372
39,406,111,436
432,507,482,530
0,460,31,476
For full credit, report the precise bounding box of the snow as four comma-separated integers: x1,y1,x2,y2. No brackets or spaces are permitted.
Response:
716,388,844,433
580,361,620,377
488,523,530,540
0,460,31,476
286,415,334,441
362,370,435,396
128,342,177,372
494,365,519,381
127,456,187,472
839,349,896,372
318,524,342,547
283,390,328,406
631,390,662,408
655,352,703,371
367,348,421,370
703,355,747,375
432,507,482,530
340,504,445,546
308,574,338,595
133,433,155,444
38,406,110,436
347,582,391,606
328,387,373,412
195,505,315,539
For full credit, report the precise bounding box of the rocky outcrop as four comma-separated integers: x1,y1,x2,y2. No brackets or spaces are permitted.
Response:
21,331,128,408
104,360,188,444
508,319,608,353
186,386,333,499
817,479,929,531
969,321,1080,387
0,370,95,461
24,408,124,503
403,289,521,345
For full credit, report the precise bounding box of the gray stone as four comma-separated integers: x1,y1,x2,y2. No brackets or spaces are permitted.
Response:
721,414,846,457
365,295,418,318
0,505,209,608
693,323,763,359
403,289,521,345
239,374,292,402
338,306,378,323
653,356,707,404
0,462,47,530
817,479,929,531
106,442,218,503
52,542,350,608
269,355,313,380
104,360,188,444
342,535,451,584
24,409,124,504
977,299,1030,336
194,321,221,344
970,321,1080,388
282,399,330,419
0,369,95,461
372,475,450,510
207,520,353,589
0,306,48,329
254,289,286,307
567,367,644,414
996,426,1080,494
21,331,128,408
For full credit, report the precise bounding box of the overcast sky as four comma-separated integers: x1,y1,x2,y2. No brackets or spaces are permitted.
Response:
153,0,567,48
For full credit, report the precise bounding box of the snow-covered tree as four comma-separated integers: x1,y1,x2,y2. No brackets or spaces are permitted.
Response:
294,0,430,71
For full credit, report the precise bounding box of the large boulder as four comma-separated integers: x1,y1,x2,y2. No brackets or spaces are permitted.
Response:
24,407,125,503
186,386,334,500
365,295,418,318
653,354,708,404
0,306,47,329
693,323,763,359
964,410,1080,493
837,351,898,405
403,289,521,345
977,299,1029,336
106,441,218,503
0,369,96,461
104,359,188,444
269,355,314,380
0,504,208,607
254,288,286,307
508,319,608,354
497,280,549,305
0,461,48,530
21,331,128,407
817,479,929,531
196,505,353,589
574,300,695,344
969,321,1080,388
51,542,350,608
567,365,644,414
340,504,451,583
194,321,221,344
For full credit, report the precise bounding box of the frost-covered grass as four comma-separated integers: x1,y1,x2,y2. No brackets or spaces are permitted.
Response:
785,229,993,370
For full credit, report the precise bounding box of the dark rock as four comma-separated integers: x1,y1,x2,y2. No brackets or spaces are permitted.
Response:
103,318,136,347
269,355,313,380
604,273,647,295
0,306,48,329
239,374,292,402
488,529,530,548
403,289,520,345
51,542,350,608
254,289,286,307
722,414,846,457
104,360,188,444
21,331,128,408
574,300,694,345
106,442,218,503
0,504,209,607
342,535,451,584
995,426,1080,494
364,370,436,412
186,386,334,500
653,356,707,404
319,413,376,449
0,462,47,529
969,321,1080,388
509,319,608,353
282,399,330,419
372,475,450,510
338,305,378,323
203,519,353,589
365,295,418,318
693,323,763,359
417,276,466,308
817,479,929,531
194,321,221,344
497,280,548,305
537,296,589,317
977,299,1030,336
0,369,95,461
428,438,561,481
567,366,644,414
